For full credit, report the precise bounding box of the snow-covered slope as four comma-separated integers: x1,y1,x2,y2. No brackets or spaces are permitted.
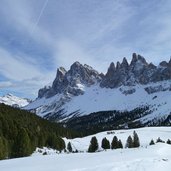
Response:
65,127,171,151
25,54,171,125
0,94,30,107
1,127,171,171
25,81,171,124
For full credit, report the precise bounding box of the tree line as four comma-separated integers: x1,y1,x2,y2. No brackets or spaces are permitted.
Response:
87,131,140,152
0,104,80,160
149,137,171,145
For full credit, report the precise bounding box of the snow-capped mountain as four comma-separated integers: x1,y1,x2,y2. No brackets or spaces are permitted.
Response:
0,94,31,107
25,53,171,127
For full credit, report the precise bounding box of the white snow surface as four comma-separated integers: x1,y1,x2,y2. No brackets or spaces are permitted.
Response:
0,127,171,171
25,81,171,123
0,94,30,107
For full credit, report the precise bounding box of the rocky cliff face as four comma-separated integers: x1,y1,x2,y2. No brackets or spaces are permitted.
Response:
25,53,171,124
101,53,171,88
39,53,171,99
38,62,102,98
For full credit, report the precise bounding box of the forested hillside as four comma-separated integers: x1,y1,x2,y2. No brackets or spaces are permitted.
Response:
0,104,79,160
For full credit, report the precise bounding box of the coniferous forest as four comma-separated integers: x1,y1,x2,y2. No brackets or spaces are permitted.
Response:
0,104,79,160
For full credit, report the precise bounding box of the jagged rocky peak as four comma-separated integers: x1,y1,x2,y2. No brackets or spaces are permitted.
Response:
131,53,138,64
121,57,129,68
57,67,67,77
169,57,171,64
70,61,81,70
38,61,102,98
137,54,148,65
149,62,157,69
109,62,115,69
130,53,148,66
67,61,101,85
38,54,171,98
116,61,121,70
106,62,115,77
159,61,168,67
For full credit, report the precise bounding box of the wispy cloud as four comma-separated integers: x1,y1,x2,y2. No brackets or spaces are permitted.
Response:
0,81,13,88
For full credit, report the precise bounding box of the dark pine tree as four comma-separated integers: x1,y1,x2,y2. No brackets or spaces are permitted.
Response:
156,137,164,143
111,136,118,149
0,136,8,160
149,139,155,145
166,139,171,144
101,137,110,150
13,128,32,158
67,142,73,152
56,137,66,152
125,135,133,148
88,136,98,153
133,131,140,148
118,139,123,149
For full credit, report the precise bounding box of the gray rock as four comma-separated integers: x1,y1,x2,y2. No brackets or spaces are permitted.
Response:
38,61,102,98
39,53,171,99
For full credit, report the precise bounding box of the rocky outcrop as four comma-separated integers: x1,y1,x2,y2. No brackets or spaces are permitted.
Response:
38,62,102,98
100,53,171,88
25,54,171,123
38,53,171,98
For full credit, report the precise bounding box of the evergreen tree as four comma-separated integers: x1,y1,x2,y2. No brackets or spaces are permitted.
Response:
101,137,110,150
0,136,8,160
56,137,66,152
118,139,123,149
111,136,118,149
125,135,133,148
88,136,98,152
166,139,171,144
0,103,78,160
149,139,155,145
67,142,73,152
156,137,164,143
133,131,140,147
13,128,31,157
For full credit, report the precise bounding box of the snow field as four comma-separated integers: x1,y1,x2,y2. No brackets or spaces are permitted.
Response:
0,127,171,171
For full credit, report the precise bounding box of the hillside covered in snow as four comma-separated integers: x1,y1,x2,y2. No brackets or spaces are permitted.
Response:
0,94,30,107
25,53,171,129
1,127,171,171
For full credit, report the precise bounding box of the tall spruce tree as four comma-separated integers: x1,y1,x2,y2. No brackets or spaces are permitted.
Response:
118,139,123,149
67,142,73,152
149,139,155,145
166,139,171,144
56,137,66,152
0,136,8,160
88,136,98,152
13,128,31,157
156,137,164,143
101,137,110,150
125,135,133,148
111,136,118,149
133,131,140,147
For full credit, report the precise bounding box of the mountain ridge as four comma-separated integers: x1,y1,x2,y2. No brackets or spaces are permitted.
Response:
25,53,171,128
0,93,31,107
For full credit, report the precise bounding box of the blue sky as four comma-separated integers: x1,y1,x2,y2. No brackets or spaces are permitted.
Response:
0,0,171,98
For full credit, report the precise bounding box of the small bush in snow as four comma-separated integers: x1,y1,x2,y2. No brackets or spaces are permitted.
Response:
149,139,155,145
43,152,47,155
156,137,165,143
166,139,171,144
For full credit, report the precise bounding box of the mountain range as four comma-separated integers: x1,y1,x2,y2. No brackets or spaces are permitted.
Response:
0,94,30,108
23,53,171,131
